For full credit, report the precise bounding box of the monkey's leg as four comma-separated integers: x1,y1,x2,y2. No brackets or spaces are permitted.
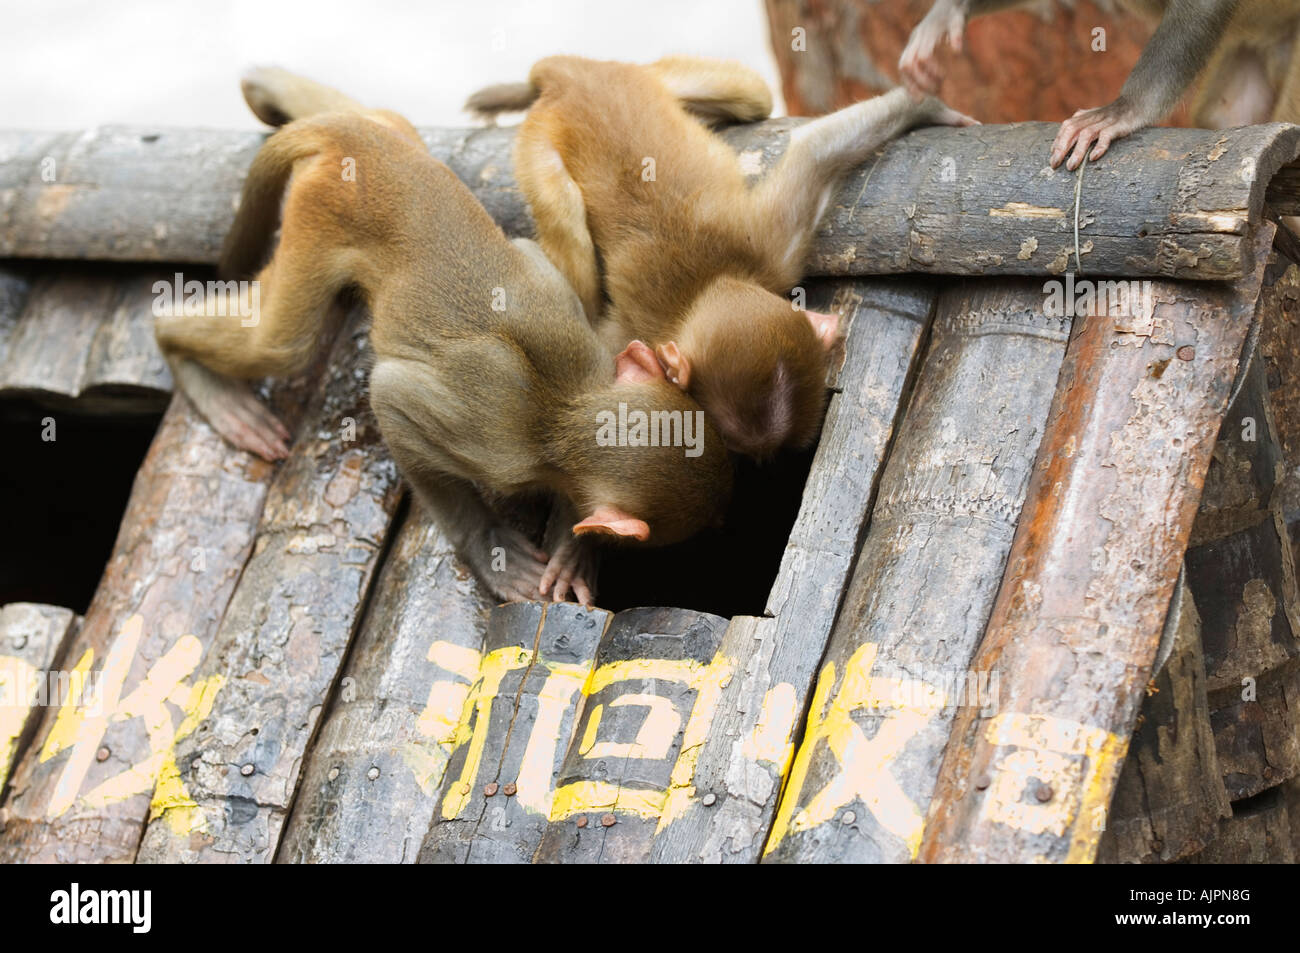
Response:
155,257,345,460
370,359,551,603
1267,31,1300,124
513,125,602,322
540,497,600,606
648,55,773,124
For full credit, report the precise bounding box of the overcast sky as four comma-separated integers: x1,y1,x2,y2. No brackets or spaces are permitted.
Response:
0,0,783,130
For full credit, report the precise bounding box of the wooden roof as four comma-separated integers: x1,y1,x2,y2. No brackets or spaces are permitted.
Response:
0,120,1298,863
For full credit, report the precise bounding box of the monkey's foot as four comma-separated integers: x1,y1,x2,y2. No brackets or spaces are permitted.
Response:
539,536,598,608
898,5,966,98
480,526,551,603
208,388,292,462
1051,101,1146,171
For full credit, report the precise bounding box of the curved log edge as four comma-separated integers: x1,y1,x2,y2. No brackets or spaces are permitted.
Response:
1,121,1297,280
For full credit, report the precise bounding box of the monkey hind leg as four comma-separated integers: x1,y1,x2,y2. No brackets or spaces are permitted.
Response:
648,55,773,124
513,125,603,322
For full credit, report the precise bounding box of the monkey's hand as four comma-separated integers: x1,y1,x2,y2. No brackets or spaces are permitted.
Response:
539,535,599,608
474,524,552,603
1050,97,1149,171
899,0,968,99
170,358,292,461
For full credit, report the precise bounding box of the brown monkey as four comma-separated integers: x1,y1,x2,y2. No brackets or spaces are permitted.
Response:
468,57,975,459
154,73,732,606
899,0,1300,171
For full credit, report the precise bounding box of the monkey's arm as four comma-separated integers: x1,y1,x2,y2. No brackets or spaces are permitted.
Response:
754,88,975,280
899,0,1030,96
1051,0,1239,169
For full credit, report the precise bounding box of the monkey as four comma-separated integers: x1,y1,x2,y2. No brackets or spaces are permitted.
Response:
467,56,976,459
153,71,732,607
899,0,1300,171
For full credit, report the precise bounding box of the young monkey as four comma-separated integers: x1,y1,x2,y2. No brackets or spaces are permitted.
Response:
154,71,732,606
468,56,975,458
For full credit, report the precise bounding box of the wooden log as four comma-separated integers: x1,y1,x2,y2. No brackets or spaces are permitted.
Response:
134,313,402,863
646,279,934,863
0,604,79,793
0,373,317,863
0,266,173,412
2,122,1297,280
532,607,730,864
0,269,119,399
761,280,1071,864
918,226,1273,864
1096,578,1230,864
418,601,611,864
1207,661,1300,802
275,505,492,864
1181,786,1296,864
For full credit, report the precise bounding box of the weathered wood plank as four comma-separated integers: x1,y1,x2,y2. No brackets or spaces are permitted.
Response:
418,601,610,864
1096,578,1230,864
1182,787,1296,864
762,280,1071,864
0,375,316,862
533,608,730,864
276,506,492,864
1257,262,1300,528
83,269,173,401
1207,661,1300,802
0,270,119,398
0,604,79,793
2,122,1296,280
134,313,402,863
0,263,34,369
918,227,1273,865
647,279,934,863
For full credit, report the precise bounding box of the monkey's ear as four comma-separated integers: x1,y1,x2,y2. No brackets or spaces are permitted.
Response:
614,340,667,384
805,310,842,350
573,505,651,541
655,341,691,390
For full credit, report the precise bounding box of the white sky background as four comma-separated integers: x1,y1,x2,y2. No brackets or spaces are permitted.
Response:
0,0,784,130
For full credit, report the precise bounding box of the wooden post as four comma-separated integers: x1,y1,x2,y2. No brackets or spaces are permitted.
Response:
275,507,492,864
762,280,1071,864
918,227,1274,864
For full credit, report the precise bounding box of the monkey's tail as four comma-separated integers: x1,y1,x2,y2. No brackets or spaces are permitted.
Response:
240,66,366,126
464,81,539,121
219,125,321,278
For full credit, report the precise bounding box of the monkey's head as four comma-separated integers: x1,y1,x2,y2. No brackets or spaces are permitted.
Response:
562,343,733,547
665,278,840,459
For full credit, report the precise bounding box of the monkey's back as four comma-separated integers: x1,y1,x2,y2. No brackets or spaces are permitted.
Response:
523,56,770,337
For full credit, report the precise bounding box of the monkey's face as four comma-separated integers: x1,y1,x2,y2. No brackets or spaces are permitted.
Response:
680,291,834,459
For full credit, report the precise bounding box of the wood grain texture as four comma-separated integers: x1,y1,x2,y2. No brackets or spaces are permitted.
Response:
2,122,1296,280
919,227,1274,864
275,506,492,863
419,601,610,864
0,604,80,793
1096,579,1230,864
0,375,315,862
134,311,402,863
762,280,1070,864
648,279,933,863
1182,786,1296,863
534,607,730,864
